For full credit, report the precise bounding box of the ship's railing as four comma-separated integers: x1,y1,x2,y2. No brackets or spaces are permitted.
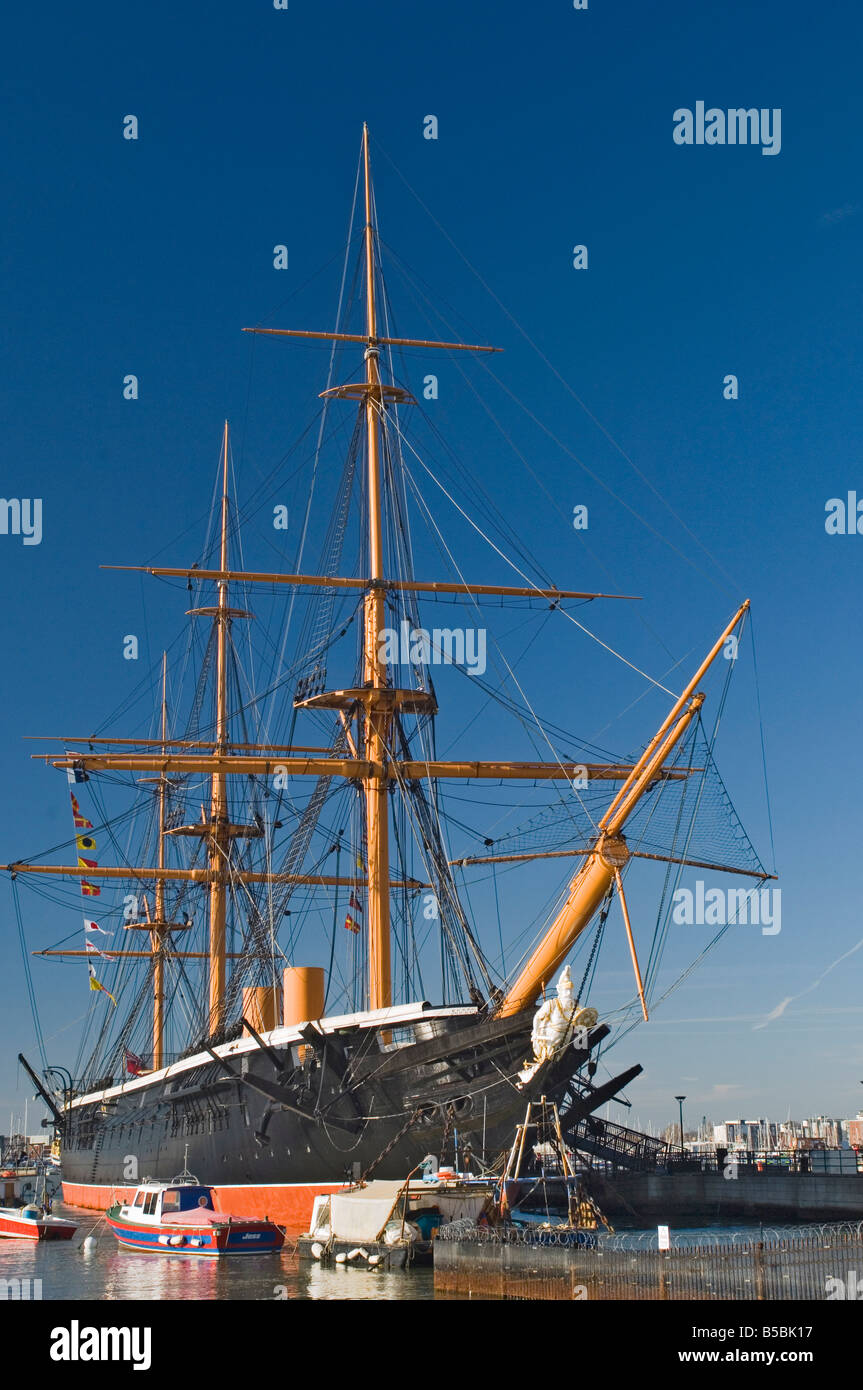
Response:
566,1116,670,1170
64,1054,190,1095
566,1122,863,1175
660,1147,863,1174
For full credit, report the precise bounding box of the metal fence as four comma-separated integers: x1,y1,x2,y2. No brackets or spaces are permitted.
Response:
434,1220,863,1300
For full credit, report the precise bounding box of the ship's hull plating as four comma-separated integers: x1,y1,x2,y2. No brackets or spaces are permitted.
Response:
60,1009,583,1225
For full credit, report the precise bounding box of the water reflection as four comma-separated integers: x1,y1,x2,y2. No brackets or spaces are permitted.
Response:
0,1204,433,1302
302,1261,433,1302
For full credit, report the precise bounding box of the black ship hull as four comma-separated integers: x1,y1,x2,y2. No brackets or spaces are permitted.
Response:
59,1005,610,1226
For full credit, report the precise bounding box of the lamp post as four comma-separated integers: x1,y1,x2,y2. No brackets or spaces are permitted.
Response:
675,1095,686,1155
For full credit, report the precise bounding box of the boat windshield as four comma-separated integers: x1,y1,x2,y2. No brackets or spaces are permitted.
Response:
161,1186,214,1213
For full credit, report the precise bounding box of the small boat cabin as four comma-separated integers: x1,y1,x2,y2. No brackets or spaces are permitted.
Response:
120,1181,215,1223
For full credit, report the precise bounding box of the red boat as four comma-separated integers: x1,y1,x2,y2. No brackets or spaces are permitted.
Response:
0,1204,77,1241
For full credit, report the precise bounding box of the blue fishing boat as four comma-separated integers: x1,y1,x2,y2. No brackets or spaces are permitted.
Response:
106,1171,284,1256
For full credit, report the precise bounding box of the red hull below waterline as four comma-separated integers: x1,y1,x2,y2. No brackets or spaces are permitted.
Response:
64,1179,342,1229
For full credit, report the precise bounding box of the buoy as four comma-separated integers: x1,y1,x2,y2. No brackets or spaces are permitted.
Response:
82,1235,97,1253
310,1241,323,1259
346,1247,364,1262
368,1254,381,1266
169,1234,185,1246
335,1252,347,1264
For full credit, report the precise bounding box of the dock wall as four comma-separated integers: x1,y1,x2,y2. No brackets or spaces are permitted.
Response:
591,1170,863,1225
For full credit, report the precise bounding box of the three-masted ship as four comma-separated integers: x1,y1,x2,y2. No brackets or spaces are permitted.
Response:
6,128,771,1223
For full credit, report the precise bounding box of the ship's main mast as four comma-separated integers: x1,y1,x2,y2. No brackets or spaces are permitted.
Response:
361,125,392,1011
209,420,231,1025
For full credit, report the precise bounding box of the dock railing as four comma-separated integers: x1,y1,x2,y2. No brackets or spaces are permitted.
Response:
564,1118,863,1176
435,1219,863,1300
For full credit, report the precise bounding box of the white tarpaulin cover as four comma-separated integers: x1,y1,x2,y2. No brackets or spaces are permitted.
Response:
329,1182,404,1241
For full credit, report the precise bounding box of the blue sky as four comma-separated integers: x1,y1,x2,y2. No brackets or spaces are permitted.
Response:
1,0,862,1139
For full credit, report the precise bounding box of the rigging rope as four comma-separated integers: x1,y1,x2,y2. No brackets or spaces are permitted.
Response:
577,888,613,1004
391,411,677,698
371,133,740,598
749,611,777,874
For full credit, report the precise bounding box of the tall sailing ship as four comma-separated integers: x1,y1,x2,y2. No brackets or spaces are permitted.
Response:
5,128,772,1223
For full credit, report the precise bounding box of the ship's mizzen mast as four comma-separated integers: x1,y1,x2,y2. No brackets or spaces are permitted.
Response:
122,650,192,1069
121,654,173,1068
153,653,169,1067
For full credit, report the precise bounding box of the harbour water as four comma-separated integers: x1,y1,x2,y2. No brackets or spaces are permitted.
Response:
0,1202,433,1301
2,1203,855,1301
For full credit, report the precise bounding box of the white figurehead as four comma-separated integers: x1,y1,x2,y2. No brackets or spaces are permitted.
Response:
519,964,599,1085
